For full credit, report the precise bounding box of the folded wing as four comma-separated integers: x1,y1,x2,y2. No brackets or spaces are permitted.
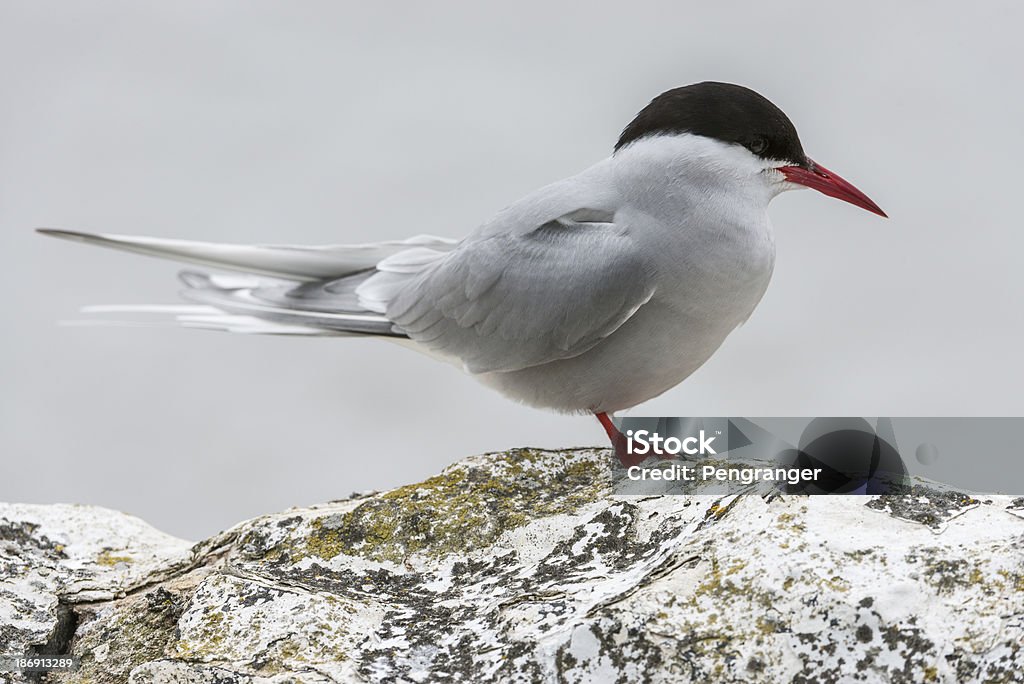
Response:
379,215,656,373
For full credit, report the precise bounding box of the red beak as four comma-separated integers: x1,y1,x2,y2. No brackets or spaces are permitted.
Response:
779,158,887,218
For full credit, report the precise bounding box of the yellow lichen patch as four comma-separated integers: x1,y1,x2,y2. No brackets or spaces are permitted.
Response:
996,569,1024,593
822,575,851,593
298,449,608,564
755,616,779,636
775,510,805,533
705,495,743,521
175,611,226,660
97,550,133,566
725,559,748,576
691,557,750,602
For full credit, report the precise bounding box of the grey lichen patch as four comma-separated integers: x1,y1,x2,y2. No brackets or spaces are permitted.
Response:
919,556,971,594
299,448,608,564
877,621,937,679
903,549,1006,596
867,485,979,528
555,616,666,682
0,519,67,560
171,573,363,672
62,586,187,684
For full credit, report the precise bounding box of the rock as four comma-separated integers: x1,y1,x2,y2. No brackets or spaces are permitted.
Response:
2,448,1023,683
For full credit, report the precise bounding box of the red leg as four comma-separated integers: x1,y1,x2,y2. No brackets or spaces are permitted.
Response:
595,412,645,467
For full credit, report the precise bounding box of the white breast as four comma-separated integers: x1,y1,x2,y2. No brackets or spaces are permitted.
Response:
479,134,780,413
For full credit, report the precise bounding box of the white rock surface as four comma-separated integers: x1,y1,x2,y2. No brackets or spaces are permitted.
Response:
2,449,1023,683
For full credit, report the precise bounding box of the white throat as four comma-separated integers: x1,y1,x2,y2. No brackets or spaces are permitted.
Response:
609,133,792,221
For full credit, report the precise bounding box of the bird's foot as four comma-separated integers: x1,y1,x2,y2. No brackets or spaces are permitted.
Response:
595,411,646,467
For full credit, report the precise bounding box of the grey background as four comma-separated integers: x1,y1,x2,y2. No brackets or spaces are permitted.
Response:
2,2,1022,541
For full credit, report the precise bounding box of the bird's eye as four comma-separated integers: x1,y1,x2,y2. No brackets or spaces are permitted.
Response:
747,137,768,155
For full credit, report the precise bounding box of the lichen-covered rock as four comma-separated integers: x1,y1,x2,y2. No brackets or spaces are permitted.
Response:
0,502,193,672
2,449,1022,683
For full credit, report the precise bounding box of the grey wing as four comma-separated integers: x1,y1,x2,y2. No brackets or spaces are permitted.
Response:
385,216,657,373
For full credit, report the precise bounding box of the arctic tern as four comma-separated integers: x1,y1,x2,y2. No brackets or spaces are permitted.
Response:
39,82,886,465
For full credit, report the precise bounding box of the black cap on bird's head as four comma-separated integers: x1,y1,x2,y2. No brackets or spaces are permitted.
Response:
616,82,886,217
616,82,806,164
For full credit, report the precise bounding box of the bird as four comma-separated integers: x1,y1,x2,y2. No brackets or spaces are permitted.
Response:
38,81,886,466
